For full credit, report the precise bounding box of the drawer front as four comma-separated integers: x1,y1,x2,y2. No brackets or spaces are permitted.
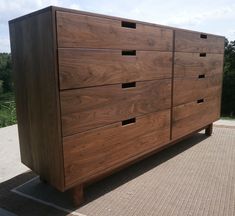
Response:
63,110,170,187
174,52,224,78
175,30,224,53
173,75,222,106
61,79,171,136
172,96,220,140
56,11,173,50
58,49,172,89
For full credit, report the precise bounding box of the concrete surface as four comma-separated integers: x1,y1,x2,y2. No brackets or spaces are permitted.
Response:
214,119,235,127
0,123,234,216
0,208,17,216
0,125,28,183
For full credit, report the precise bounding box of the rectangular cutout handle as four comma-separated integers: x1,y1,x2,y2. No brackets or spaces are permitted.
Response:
198,74,205,79
200,34,207,39
121,21,136,29
197,99,204,103
122,50,136,56
200,53,207,57
122,117,136,126
122,82,136,89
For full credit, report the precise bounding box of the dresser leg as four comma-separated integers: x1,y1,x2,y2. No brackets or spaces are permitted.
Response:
72,184,84,206
205,123,213,136
39,176,47,183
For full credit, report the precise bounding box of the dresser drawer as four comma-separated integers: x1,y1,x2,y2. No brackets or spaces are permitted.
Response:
63,109,170,186
175,30,224,53
173,75,222,106
61,79,171,136
174,52,223,78
172,97,220,140
56,11,173,50
58,49,172,89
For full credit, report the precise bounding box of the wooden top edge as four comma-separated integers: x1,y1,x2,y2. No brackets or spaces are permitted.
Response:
8,6,53,24
8,5,225,39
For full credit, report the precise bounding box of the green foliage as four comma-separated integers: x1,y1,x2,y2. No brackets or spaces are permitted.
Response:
0,92,16,127
0,53,13,92
222,39,235,117
0,53,16,127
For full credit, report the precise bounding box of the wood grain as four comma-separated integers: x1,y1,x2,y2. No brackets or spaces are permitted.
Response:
175,30,225,53
9,6,225,196
9,9,65,191
56,11,173,51
10,6,224,40
58,49,172,89
172,96,220,140
63,110,170,187
174,52,224,78
60,79,171,136
173,75,222,106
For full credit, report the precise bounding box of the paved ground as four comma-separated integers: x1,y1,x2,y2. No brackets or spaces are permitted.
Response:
0,122,234,215
215,119,235,127
0,125,28,183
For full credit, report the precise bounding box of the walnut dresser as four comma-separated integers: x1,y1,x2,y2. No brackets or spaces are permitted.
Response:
9,6,225,206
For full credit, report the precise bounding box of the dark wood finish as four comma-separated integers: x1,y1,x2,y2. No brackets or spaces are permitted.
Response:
56,11,173,51
60,79,171,136
9,6,225,204
71,184,84,206
205,124,213,136
84,123,212,187
9,6,224,41
9,9,64,191
173,75,222,106
170,30,175,140
63,110,170,187
172,97,220,140
174,52,224,78
58,49,172,89
175,30,224,53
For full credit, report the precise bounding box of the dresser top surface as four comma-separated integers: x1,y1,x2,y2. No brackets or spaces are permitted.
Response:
9,5,225,39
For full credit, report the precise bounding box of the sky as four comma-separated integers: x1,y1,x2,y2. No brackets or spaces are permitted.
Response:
1,0,235,53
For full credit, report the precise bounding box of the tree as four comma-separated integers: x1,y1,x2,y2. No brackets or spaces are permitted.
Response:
0,53,13,93
222,39,235,117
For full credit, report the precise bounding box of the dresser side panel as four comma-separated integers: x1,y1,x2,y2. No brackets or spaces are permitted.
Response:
9,9,64,190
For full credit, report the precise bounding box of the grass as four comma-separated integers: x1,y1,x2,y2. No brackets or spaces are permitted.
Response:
0,91,17,128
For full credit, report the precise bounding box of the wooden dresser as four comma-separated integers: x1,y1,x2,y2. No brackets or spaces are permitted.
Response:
9,6,224,205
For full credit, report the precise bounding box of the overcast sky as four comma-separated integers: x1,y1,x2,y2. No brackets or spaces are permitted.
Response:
1,0,235,52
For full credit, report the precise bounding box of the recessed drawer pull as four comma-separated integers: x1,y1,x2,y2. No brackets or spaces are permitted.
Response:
122,50,136,56
200,34,207,39
122,117,136,126
198,74,205,79
122,82,136,88
121,21,136,29
197,99,204,103
200,53,207,57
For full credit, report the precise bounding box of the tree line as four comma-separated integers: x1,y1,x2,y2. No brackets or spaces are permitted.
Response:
0,53,12,93
222,39,235,117
0,39,235,117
